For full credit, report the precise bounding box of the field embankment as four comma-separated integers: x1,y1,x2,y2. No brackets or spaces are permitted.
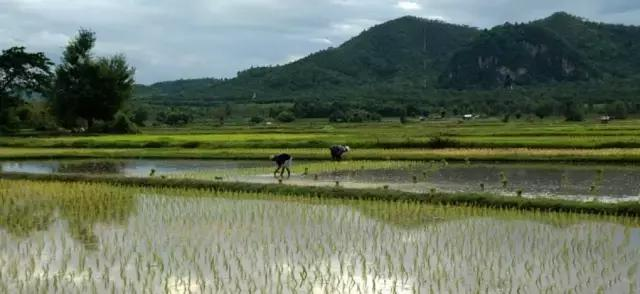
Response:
2,172,639,216
3,147,640,162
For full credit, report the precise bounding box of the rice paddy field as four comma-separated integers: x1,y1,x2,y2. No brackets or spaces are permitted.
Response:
3,159,640,202
5,119,640,150
3,119,640,293
1,180,639,293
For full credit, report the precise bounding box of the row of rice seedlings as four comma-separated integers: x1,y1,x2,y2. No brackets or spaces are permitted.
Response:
168,160,430,181
0,180,639,293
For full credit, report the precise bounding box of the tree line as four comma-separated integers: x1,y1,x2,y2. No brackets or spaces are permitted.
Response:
0,29,136,134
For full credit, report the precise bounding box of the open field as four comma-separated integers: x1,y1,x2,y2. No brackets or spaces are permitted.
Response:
5,119,640,149
1,179,639,293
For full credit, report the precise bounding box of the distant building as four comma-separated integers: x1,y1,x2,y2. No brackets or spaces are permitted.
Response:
463,114,474,120
600,116,611,124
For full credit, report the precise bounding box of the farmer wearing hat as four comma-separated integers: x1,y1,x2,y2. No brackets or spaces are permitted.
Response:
330,145,350,161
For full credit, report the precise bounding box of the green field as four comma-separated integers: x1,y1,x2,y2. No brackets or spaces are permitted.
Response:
4,147,640,162
5,119,640,150
4,119,640,163
1,179,638,293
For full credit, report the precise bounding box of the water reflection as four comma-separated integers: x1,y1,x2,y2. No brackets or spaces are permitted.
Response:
3,159,640,201
0,181,136,249
0,183,638,293
1,159,267,177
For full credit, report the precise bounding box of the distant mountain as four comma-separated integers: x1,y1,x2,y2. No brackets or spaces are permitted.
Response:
136,16,480,105
534,12,640,77
135,12,640,105
439,23,597,89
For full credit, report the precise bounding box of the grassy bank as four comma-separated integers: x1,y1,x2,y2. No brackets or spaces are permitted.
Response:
2,172,639,216
4,147,640,162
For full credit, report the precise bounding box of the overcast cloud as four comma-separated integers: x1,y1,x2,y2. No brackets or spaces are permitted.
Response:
2,0,640,84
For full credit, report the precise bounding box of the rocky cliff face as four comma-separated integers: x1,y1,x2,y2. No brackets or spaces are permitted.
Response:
439,24,596,89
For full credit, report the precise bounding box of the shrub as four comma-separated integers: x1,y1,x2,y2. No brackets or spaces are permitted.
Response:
329,110,347,122
607,101,628,119
156,111,192,126
166,112,192,126
87,120,110,133
276,111,296,123
249,116,265,124
426,137,461,149
131,107,149,126
109,112,139,134
143,141,169,148
180,141,200,148
563,102,584,122
330,109,381,123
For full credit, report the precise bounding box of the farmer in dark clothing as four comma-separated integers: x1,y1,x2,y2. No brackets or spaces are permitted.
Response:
330,145,350,161
270,153,292,178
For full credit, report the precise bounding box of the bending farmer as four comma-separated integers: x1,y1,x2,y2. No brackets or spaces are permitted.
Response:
329,145,350,161
270,153,292,178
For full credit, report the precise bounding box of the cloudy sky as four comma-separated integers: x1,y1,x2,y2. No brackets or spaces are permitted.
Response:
2,0,640,84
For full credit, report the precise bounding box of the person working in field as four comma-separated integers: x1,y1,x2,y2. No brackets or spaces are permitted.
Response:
330,145,350,161
270,153,292,178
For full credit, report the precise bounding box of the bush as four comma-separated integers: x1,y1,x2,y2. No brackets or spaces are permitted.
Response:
329,110,347,122
155,111,192,126
109,112,139,134
330,109,381,123
426,137,461,149
563,102,584,122
87,120,110,133
131,108,149,126
249,116,265,124
276,111,296,123
607,101,628,119
180,141,200,148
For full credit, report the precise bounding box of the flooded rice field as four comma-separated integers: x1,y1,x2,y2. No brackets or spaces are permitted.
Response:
1,180,639,293
2,159,640,202
0,159,266,177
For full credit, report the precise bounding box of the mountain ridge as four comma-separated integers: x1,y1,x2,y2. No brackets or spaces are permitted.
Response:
135,12,640,106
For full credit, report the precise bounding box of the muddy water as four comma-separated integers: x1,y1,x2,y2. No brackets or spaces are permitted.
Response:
235,163,640,202
3,159,640,201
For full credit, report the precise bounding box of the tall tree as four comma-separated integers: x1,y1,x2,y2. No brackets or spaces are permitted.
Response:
0,47,52,127
53,29,135,128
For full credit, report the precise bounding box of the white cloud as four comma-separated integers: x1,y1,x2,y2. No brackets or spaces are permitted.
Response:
283,54,304,64
426,15,447,22
310,38,333,45
396,1,422,11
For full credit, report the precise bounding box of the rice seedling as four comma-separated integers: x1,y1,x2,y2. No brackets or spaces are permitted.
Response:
1,166,640,294
500,171,509,188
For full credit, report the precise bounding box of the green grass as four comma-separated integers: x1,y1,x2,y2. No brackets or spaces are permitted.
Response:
2,173,639,216
6,119,640,149
5,147,640,162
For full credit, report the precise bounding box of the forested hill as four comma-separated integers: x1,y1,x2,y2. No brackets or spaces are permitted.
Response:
135,17,480,105
135,12,640,106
